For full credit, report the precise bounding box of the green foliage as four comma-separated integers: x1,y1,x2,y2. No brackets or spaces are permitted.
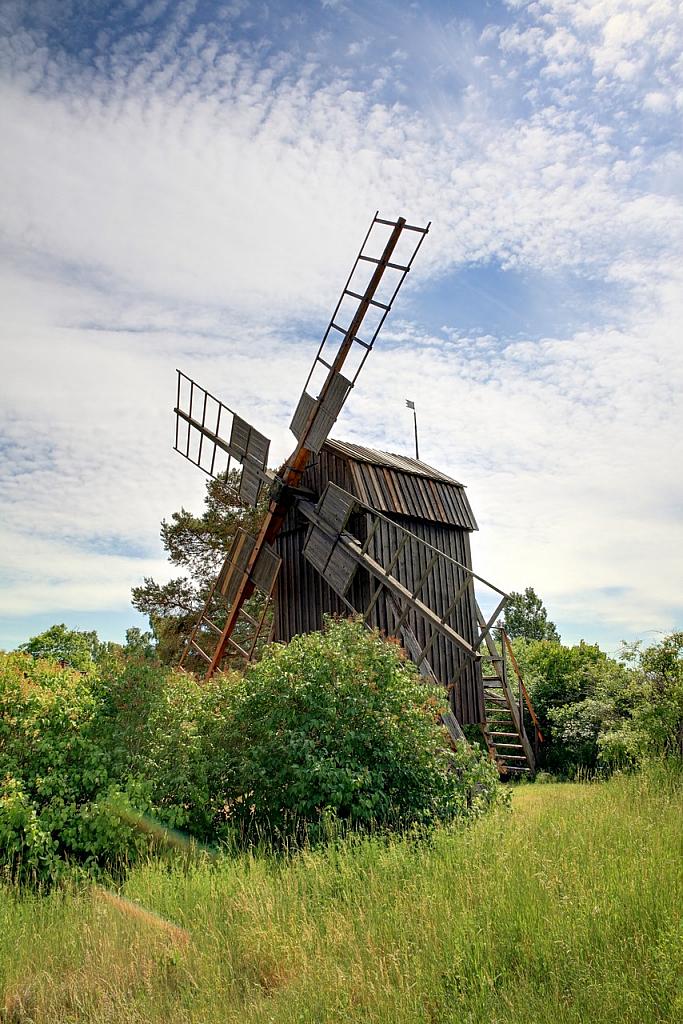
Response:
97,655,213,836
17,623,98,672
633,630,683,756
0,653,145,883
512,631,683,775
130,576,198,665
2,619,501,882
599,632,683,765
513,637,632,773
203,619,502,843
503,586,560,642
546,698,613,770
123,626,157,659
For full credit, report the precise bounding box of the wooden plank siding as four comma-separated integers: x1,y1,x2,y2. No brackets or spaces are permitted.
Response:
273,441,485,724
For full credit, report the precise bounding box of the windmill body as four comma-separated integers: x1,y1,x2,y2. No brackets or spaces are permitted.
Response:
274,439,485,725
172,213,541,774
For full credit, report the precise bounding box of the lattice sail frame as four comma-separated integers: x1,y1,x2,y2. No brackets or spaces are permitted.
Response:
179,527,282,670
297,482,508,724
174,371,273,507
289,214,430,454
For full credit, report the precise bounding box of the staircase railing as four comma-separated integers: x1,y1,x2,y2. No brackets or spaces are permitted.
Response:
474,603,546,777
500,628,544,761
498,642,536,772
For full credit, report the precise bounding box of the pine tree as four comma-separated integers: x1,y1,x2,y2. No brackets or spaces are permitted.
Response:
131,471,265,665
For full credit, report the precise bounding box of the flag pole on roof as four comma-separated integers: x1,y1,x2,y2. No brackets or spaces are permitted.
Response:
406,399,419,460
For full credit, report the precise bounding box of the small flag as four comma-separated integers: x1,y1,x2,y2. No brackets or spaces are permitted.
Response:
406,399,415,410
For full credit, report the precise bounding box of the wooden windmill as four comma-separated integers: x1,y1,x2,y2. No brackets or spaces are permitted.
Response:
173,213,542,775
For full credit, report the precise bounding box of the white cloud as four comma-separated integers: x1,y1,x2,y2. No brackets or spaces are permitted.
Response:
0,527,170,617
643,88,671,111
503,0,683,104
0,0,682,646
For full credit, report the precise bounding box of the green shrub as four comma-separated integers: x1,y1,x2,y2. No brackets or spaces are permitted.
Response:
510,632,683,774
0,649,216,883
201,618,502,844
97,656,212,836
513,638,633,773
17,623,98,672
1,620,502,881
0,653,145,883
599,632,683,766
547,697,614,773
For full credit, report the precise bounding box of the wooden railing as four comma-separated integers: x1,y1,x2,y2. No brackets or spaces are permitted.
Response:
501,629,544,754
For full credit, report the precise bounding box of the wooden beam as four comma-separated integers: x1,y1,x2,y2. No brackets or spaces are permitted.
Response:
502,629,545,743
299,499,477,659
441,709,467,746
204,220,413,678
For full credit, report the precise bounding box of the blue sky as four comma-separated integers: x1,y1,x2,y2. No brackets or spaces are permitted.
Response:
1,0,682,653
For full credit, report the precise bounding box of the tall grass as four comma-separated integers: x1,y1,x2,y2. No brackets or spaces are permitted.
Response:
1,769,681,1023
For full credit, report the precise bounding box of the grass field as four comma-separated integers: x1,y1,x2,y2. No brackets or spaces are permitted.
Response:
1,770,681,1023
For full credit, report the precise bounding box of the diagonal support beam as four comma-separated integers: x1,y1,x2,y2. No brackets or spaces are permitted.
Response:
298,499,477,660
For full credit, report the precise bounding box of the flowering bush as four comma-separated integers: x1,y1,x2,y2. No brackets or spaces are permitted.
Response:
1,619,502,880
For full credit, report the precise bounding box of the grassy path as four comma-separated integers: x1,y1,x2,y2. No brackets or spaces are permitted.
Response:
1,771,682,1023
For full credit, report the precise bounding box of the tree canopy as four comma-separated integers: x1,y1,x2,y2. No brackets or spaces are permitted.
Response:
503,586,560,642
18,623,99,672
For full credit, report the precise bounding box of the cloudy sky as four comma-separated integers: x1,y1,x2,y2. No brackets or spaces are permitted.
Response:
1,0,682,653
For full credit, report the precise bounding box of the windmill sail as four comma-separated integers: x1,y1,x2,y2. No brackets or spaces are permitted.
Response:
174,213,430,678
173,371,272,507
290,214,429,454
179,527,281,671
297,483,507,724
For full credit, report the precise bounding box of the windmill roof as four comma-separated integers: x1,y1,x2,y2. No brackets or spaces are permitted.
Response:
324,439,464,486
322,438,477,531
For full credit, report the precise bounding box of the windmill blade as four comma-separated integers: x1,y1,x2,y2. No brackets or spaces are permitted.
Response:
182,214,430,680
299,484,478,658
179,527,281,670
297,483,508,724
215,528,281,606
173,370,273,506
290,213,430,454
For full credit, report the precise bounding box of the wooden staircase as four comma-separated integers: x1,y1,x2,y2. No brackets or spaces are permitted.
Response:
478,625,544,779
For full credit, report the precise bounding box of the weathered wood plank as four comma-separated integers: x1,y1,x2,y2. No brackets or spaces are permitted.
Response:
441,709,467,746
